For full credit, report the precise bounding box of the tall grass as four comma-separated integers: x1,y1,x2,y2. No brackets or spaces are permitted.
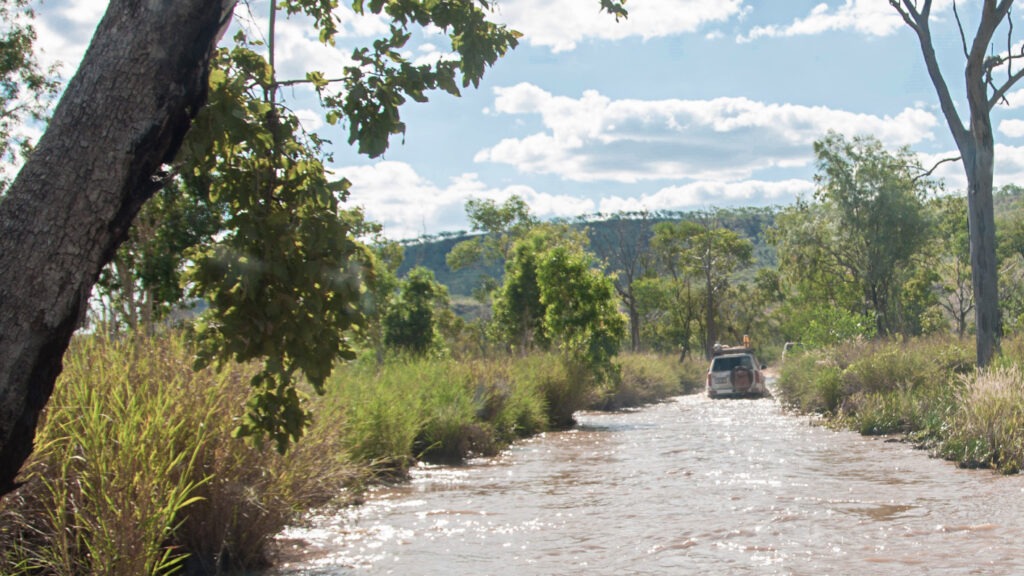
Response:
938,366,1024,473
0,334,359,574
0,337,688,573
775,333,1024,473
590,353,704,410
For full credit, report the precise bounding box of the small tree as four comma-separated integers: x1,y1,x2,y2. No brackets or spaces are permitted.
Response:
384,267,450,356
446,195,536,301
537,244,626,380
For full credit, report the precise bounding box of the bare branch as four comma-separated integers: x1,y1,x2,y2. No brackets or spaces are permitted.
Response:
989,66,1024,109
276,76,346,88
891,0,970,147
890,0,921,31
912,155,962,182
1008,8,1014,79
954,0,970,58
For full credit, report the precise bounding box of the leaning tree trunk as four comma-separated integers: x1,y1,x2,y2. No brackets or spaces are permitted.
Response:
0,0,234,495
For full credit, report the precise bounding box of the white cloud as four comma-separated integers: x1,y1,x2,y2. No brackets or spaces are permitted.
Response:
1000,119,1024,138
598,179,814,213
475,82,939,183
916,145,1024,192
34,0,105,77
333,161,595,239
738,0,955,42
491,0,748,52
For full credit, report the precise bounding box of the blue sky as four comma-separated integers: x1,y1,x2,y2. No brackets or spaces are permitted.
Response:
33,0,1024,238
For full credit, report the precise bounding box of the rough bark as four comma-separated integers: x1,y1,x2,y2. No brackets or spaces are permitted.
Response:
0,0,234,495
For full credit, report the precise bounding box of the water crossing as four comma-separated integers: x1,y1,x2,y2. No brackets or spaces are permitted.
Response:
271,390,1024,575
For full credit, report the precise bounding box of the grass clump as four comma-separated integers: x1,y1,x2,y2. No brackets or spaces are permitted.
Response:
589,353,704,410
0,333,359,575
938,366,1024,473
776,333,1024,473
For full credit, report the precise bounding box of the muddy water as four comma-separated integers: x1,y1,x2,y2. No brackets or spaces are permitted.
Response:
271,392,1024,575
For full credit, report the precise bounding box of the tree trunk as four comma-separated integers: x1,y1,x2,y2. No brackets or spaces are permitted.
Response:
964,140,1000,365
0,0,233,495
626,293,640,352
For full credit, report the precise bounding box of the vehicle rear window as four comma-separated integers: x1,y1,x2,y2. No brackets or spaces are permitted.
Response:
711,356,753,371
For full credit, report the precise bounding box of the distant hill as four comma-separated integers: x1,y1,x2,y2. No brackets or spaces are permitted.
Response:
396,207,779,297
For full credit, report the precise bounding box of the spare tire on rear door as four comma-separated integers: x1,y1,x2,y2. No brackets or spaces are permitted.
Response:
730,366,753,393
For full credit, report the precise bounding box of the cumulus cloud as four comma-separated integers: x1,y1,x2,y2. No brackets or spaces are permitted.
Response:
598,179,814,213
1000,119,1024,138
34,0,105,76
916,145,1024,192
333,161,596,239
475,82,939,183
490,0,749,52
737,0,954,42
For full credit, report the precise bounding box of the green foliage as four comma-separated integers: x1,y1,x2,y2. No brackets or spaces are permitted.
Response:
591,353,704,410
633,275,699,356
774,132,935,337
0,0,58,191
446,195,537,300
182,37,371,452
537,243,626,378
95,180,225,332
491,225,575,351
320,0,523,157
793,305,877,348
650,214,754,356
384,266,450,355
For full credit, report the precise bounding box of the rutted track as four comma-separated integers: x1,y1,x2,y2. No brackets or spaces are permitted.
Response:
270,389,1024,575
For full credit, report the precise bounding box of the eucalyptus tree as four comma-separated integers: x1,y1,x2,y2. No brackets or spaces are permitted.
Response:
651,215,754,359
890,0,1023,365
589,211,655,353
811,132,934,335
772,134,934,339
0,0,628,495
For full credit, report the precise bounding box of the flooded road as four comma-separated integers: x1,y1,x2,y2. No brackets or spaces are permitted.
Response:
271,391,1024,575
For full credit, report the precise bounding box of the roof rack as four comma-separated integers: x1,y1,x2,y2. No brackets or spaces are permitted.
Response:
712,345,754,357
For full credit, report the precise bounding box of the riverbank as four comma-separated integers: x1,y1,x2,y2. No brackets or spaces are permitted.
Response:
774,334,1024,473
0,333,704,574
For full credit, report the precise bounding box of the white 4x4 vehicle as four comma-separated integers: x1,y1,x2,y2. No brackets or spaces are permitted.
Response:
706,346,767,399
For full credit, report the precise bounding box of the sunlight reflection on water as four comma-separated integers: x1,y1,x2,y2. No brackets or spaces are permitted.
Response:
269,392,1024,575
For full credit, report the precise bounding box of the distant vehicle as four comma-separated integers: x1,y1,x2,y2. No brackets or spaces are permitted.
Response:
781,341,801,362
706,345,767,399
